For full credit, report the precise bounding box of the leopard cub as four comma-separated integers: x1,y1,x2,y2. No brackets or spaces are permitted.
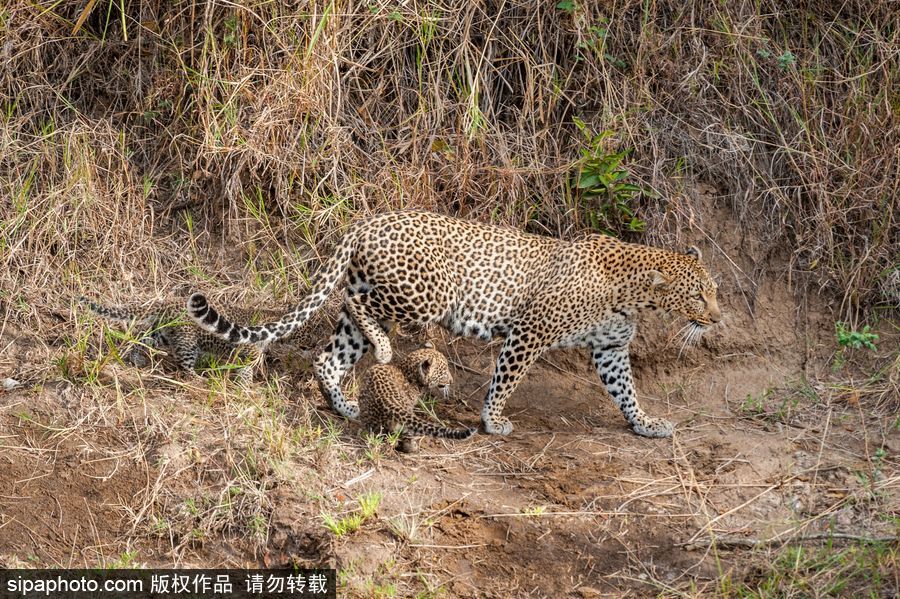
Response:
359,344,475,453
79,296,268,380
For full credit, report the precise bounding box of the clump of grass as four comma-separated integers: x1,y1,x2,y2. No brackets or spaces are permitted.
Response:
358,491,383,519
737,385,810,426
521,505,548,518
322,513,365,538
364,426,411,460
736,540,899,598
387,513,427,544
322,490,383,538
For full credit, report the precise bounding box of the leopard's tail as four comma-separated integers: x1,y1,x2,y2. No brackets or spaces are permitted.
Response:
404,413,477,440
78,296,155,326
187,225,359,347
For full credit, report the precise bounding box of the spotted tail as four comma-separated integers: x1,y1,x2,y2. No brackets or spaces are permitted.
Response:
78,296,155,326
187,229,358,347
404,413,477,440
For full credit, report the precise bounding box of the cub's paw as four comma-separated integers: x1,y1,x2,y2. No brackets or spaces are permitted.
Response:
482,416,514,436
235,366,254,384
632,416,674,438
123,348,150,369
398,437,419,454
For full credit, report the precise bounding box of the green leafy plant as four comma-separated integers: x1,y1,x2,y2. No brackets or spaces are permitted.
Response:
364,431,402,461
223,16,239,47
738,388,802,425
857,447,889,495
104,551,138,569
574,20,613,63
777,50,796,70
571,119,647,234
740,391,767,415
835,321,878,351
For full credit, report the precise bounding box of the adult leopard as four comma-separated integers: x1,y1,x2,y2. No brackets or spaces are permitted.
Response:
188,211,721,437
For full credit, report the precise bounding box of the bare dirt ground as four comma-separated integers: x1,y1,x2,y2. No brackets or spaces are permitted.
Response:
0,199,897,597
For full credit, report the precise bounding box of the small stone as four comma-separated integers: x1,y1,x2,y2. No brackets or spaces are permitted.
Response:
1,378,21,391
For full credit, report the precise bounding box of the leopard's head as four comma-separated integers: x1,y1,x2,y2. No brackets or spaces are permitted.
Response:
409,345,453,398
647,247,721,342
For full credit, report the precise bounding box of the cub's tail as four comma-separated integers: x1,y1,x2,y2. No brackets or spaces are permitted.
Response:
78,296,154,326
404,412,476,440
188,226,358,347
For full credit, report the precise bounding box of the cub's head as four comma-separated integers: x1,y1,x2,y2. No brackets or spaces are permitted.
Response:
408,344,452,398
647,246,721,341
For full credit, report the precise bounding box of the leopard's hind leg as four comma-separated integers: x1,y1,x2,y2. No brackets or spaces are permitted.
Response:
345,292,392,364
123,332,160,368
314,308,370,419
233,345,264,383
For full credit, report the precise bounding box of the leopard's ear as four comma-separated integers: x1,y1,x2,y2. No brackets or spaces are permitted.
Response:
423,340,435,349
419,358,432,377
685,246,702,260
648,270,671,291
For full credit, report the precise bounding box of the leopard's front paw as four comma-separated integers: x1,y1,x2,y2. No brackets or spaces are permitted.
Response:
632,416,674,438
482,415,513,436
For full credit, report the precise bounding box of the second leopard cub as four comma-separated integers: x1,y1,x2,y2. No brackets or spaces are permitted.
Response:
359,344,475,453
80,297,279,380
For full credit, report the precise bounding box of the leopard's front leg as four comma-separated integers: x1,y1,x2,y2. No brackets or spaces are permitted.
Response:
591,343,673,438
481,328,545,435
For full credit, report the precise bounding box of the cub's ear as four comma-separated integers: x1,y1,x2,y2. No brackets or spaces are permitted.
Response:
423,340,435,349
685,246,702,260
419,358,432,376
648,270,671,291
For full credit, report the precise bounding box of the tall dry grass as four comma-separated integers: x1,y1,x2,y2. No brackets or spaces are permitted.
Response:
1,0,897,322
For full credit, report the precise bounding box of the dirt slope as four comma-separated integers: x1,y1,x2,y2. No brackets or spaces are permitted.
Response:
0,194,897,596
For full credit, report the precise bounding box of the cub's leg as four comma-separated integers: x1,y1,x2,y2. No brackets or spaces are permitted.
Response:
234,345,263,383
384,414,419,453
480,328,545,435
314,308,370,419
344,292,392,364
591,344,673,438
123,332,159,368
169,326,203,380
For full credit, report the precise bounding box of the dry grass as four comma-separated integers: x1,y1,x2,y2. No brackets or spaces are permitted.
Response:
1,0,897,314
